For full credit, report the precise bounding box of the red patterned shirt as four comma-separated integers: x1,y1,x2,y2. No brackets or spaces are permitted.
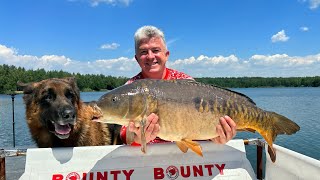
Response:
125,67,194,84
120,68,194,145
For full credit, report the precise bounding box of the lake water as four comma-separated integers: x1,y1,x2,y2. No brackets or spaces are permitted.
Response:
1,88,320,178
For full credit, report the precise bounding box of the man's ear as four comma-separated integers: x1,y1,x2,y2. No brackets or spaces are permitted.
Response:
135,55,138,62
165,50,170,57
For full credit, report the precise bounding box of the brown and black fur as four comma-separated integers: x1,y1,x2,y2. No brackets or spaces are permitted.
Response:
18,77,122,147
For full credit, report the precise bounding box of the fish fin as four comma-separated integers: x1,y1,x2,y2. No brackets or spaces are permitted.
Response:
260,131,277,163
126,126,135,145
270,112,300,135
260,132,277,162
260,111,300,162
238,128,256,133
268,145,276,163
140,118,147,153
182,139,203,157
176,141,188,153
177,79,257,105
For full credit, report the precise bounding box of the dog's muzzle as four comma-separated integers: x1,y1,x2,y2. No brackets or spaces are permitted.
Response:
51,108,77,139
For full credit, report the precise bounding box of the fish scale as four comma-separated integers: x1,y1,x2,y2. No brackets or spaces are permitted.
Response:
96,79,300,162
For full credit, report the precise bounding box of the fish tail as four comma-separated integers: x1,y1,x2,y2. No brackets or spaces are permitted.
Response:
260,111,300,162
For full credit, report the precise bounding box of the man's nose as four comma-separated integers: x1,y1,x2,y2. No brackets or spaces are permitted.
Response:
147,50,155,59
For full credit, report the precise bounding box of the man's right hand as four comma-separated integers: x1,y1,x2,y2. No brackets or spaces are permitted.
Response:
128,113,160,144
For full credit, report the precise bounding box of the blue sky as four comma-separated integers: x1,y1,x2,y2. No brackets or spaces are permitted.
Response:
0,0,319,77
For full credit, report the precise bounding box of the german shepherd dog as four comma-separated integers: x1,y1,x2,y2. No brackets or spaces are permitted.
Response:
18,77,121,147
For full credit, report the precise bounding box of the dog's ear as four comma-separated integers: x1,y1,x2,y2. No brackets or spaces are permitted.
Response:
17,81,35,94
64,77,76,84
17,81,40,105
65,77,81,99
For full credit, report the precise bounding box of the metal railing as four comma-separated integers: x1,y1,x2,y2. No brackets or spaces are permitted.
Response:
244,138,265,180
0,149,26,180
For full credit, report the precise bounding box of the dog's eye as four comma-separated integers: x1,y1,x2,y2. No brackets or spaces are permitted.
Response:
66,92,74,100
44,94,53,101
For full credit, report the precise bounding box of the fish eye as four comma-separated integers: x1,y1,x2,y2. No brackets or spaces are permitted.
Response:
111,96,119,102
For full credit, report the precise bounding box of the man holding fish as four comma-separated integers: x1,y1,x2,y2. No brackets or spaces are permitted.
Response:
120,25,237,146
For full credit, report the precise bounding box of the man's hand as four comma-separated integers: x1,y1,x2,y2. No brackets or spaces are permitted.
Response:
211,115,237,144
128,113,160,144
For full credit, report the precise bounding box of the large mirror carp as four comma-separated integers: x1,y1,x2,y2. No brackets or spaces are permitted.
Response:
95,79,300,162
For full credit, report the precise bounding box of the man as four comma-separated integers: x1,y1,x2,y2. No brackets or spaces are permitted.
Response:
120,25,237,146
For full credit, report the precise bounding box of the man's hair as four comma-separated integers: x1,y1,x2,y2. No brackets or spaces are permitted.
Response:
134,25,167,53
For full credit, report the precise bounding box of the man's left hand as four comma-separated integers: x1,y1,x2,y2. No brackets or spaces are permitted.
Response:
211,115,237,144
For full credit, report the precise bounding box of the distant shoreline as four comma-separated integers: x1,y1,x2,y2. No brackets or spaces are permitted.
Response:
1,64,319,94
1,86,319,96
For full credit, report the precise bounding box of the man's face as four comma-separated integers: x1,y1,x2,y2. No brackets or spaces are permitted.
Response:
135,37,169,78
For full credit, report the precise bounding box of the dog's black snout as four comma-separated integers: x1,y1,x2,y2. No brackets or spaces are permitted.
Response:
61,109,75,120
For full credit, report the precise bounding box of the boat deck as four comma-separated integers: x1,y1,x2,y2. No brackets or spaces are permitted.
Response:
1,139,320,180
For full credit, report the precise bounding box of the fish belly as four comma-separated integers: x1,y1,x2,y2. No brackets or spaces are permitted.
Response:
156,101,221,141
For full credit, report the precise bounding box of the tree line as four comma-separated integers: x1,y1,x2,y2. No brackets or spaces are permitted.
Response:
0,64,128,94
0,64,319,94
195,76,320,88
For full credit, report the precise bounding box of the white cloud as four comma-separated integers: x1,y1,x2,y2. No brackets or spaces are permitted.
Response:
299,0,320,9
250,54,319,66
308,0,320,9
166,38,179,48
100,43,120,50
0,44,139,77
90,0,132,7
271,30,290,43
68,0,132,7
1,44,320,77
167,53,320,77
300,26,309,32
170,55,239,67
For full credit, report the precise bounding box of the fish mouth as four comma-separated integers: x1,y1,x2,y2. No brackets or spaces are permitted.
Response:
49,120,75,139
91,116,103,122
90,108,104,123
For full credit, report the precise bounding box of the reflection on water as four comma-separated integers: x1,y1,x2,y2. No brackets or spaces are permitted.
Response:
234,87,320,160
